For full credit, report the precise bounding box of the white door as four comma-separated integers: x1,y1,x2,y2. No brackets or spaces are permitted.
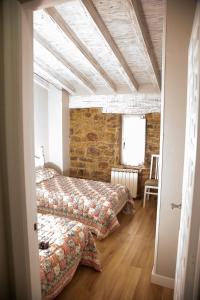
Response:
174,3,200,299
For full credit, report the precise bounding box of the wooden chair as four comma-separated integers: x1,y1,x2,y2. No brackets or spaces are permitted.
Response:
143,154,159,208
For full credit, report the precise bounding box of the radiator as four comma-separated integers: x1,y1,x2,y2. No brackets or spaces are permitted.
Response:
111,168,138,198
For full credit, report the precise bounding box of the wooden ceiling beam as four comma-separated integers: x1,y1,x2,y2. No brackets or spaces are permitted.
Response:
45,7,117,93
80,0,138,92
34,31,96,94
20,0,71,10
35,59,76,94
70,93,161,103
34,70,65,91
34,73,50,90
69,93,161,112
128,0,161,90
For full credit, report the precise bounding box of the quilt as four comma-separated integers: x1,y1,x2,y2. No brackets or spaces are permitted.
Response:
38,213,101,299
36,168,134,239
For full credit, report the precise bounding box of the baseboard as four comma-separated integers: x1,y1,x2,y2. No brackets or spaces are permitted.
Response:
151,268,174,289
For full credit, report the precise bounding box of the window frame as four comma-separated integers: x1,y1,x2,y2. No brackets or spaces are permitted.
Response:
121,114,146,167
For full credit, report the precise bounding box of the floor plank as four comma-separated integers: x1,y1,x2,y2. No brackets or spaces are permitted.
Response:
56,199,174,300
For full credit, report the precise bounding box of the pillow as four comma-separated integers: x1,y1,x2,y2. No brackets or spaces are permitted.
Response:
35,167,59,184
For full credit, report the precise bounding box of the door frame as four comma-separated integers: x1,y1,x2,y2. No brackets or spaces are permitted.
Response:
174,2,200,298
7,0,199,299
2,1,69,299
183,3,200,294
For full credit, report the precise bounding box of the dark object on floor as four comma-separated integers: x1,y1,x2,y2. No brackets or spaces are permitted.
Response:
39,241,49,250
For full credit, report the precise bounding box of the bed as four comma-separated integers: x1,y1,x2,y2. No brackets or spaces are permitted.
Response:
38,213,101,300
36,167,134,240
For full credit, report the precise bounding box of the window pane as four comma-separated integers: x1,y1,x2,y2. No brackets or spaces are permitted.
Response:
121,115,146,166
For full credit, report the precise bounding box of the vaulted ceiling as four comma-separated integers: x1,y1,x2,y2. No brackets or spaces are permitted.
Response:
33,0,164,113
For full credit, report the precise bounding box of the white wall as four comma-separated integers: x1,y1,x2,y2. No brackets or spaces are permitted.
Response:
34,83,49,162
152,0,196,285
34,84,70,173
62,90,70,175
48,85,63,171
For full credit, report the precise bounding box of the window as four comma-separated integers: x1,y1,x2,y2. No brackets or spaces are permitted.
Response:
121,115,146,166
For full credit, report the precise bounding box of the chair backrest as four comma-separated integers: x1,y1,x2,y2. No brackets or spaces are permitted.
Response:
149,154,159,180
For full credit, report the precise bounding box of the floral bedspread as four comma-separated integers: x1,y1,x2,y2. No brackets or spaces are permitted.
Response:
38,213,101,300
36,171,134,239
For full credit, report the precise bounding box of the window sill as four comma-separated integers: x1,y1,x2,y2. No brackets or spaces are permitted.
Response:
117,164,148,172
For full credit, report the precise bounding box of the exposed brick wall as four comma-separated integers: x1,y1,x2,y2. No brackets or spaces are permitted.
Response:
70,108,121,182
145,113,160,165
69,109,160,197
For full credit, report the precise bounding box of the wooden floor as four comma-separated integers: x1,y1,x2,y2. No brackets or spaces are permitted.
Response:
56,199,173,300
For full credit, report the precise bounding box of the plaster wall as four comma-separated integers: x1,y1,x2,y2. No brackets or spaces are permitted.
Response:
154,0,196,280
48,85,63,171
34,83,49,162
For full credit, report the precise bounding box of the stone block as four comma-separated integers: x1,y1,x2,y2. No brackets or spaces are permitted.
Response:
98,162,109,169
86,132,98,141
87,146,100,156
71,136,81,143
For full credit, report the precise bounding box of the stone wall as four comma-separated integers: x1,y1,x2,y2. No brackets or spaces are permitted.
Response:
138,113,160,196
69,108,160,196
70,108,121,182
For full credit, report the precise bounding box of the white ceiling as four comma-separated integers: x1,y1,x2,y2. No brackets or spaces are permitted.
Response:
33,0,164,113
